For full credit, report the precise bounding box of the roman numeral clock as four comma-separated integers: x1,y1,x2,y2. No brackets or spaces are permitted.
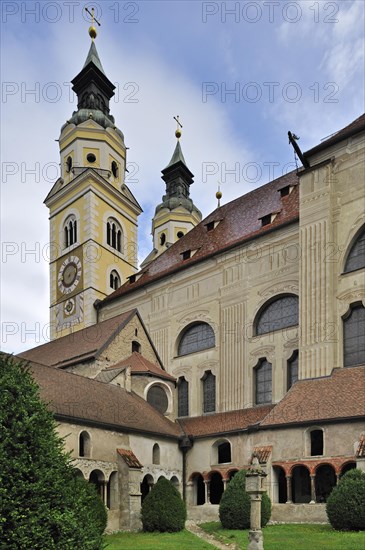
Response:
55,248,84,330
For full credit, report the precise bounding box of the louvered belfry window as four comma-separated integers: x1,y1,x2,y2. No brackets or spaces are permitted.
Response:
256,295,299,335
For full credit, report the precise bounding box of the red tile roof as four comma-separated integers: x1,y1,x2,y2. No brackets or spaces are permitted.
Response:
24,359,181,438
102,171,299,302
179,405,274,437
253,446,272,464
260,366,365,427
18,310,136,368
304,113,365,157
117,448,143,468
106,352,176,381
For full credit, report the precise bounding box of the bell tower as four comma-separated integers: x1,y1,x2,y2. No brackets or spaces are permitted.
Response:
45,21,142,340
141,119,201,267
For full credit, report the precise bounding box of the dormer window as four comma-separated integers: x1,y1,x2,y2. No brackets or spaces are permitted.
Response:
205,220,220,232
182,250,191,260
280,185,290,197
261,214,272,227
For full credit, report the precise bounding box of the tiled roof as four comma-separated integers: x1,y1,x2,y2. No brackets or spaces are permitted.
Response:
102,171,299,302
253,446,272,464
304,113,365,157
25,359,181,438
105,352,176,382
18,310,136,368
260,366,365,427
357,435,365,458
179,405,274,438
117,448,143,468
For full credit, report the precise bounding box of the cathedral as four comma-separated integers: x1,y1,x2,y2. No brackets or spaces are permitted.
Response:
18,25,365,531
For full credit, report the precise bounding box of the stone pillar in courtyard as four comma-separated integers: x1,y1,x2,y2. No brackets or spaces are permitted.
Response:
246,456,267,550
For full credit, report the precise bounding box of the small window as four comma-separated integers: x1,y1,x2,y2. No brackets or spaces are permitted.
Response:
287,350,299,390
111,160,118,178
177,231,184,239
206,221,215,232
261,214,272,227
109,270,121,290
64,215,77,249
152,443,160,465
177,377,189,417
147,385,168,414
182,250,191,260
218,442,231,463
310,429,323,456
202,370,216,413
87,153,96,163
279,185,290,197
344,225,365,273
66,156,72,172
343,303,365,367
160,233,166,246
178,322,215,356
79,431,91,457
132,340,141,353
107,217,123,253
255,359,272,405
255,294,299,335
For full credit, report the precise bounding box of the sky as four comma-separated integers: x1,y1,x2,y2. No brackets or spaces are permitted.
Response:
1,0,364,354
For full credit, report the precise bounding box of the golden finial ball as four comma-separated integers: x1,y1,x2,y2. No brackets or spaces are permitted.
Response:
175,129,182,139
89,25,97,39
216,190,222,200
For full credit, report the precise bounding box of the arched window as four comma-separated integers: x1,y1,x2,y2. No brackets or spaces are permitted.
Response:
147,385,168,414
177,376,189,417
178,323,215,356
160,233,166,246
344,225,365,273
111,160,118,178
287,350,299,390
79,431,91,457
310,429,324,456
217,441,231,463
152,443,160,465
343,304,365,367
255,294,299,335
132,340,141,353
202,370,216,413
66,156,72,172
106,217,123,253
64,215,77,248
109,269,121,290
254,359,272,405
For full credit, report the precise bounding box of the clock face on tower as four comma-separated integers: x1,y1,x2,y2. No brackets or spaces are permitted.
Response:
58,255,82,295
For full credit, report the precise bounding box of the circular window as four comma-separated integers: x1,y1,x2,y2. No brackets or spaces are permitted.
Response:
177,231,184,239
87,153,96,163
147,386,168,414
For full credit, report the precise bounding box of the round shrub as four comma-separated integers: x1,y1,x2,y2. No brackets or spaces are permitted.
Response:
219,469,271,529
141,477,186,532
326,468,365,531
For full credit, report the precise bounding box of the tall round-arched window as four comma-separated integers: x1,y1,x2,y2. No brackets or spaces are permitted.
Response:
254,359,272,405
106,217,123,253
109,269,121,290
255,294,299,335
64,214,77,249
344,225,365,273
343,303,365,367
178,322,215,356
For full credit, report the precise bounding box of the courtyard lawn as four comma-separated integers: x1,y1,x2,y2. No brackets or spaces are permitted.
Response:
104,529,215,549
200,522,365,550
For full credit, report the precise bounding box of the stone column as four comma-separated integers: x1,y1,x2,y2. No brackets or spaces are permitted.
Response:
223,479,228,491
102,481,108,505
286,475,292,503
310,474,316,504
246,457,267,550
336,473,340,485
204,480,209,504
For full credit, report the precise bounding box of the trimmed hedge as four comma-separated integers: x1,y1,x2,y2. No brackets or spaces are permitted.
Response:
141,477,186,532
219,469,271,529
0,355,107,549
326,469,365,531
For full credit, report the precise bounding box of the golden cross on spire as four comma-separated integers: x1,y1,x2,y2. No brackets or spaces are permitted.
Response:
85,7,101,40
216,182,222,207
173,115,183,140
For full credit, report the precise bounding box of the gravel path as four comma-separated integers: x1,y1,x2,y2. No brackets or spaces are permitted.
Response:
185,521,240,550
